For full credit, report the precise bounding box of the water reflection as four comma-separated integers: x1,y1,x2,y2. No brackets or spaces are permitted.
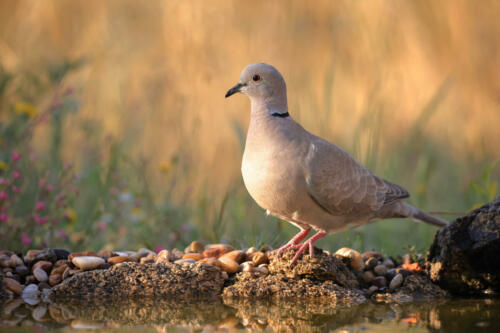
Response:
1,297,499,332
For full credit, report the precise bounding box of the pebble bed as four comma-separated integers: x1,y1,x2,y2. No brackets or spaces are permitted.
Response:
1,241,425,304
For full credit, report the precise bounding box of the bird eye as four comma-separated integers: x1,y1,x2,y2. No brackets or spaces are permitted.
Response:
252,74,261,82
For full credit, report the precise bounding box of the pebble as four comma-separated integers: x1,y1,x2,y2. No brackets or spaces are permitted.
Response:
72,256,105,270
363,270,375,284
15,265,30,276
54,259,69,267
363,251,382,260
260,245,273,253
366,285,379,297
68,251,98,262
38,281,51,290
33,249,57,264
49,274,62,286
4,277,23,295
140,255,155,264
220,250,245,263
372,276,387,288
251,252,269,266
218,257,239,274
402,253,412,265
386,268,397,280
107,256,136,264
389,273,404,291
51,264,69,276
21,284,40,305
186,240,205,253
365,257,378,270
395,267,411,277
254,266,269,274
62,267,71,280
9,254,24,267
199,257,218,266
183,253,204,261
26,275,37,284
203,245,231,258
97,249,115,258
23,250,41,264
33,260,53,273
32,304,47,321
240,261,254,272
53,248,71,260
33,267,48,282
374,264,388,276
174,258,196,264
383,258,395,268
156,250,172,263
335,248,364,271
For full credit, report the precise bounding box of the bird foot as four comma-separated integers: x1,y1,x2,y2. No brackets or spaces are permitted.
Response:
272,228,311,258
289,230,327,266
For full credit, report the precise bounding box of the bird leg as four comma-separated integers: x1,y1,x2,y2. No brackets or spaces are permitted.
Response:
273,228,310,257
290,230,327,265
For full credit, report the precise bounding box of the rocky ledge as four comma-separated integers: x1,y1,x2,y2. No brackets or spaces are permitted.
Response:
427,196,500,296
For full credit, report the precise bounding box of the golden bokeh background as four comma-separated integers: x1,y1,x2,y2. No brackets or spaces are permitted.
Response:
0,0,498,202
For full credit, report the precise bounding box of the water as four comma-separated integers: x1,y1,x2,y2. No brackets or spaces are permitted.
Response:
1,297,499,332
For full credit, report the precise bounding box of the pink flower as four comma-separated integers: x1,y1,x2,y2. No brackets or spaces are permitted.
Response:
0,213,8,223
45,184,54,192
0,178,5,185
56,229,68,239
12,186,21,193
97,221,106,231
39,178,46,187
34,215,49,226
21,232,32,246
11,152,21,161
154,245,165,254
35,201,46,211
0,190,8,201
12,170,21,180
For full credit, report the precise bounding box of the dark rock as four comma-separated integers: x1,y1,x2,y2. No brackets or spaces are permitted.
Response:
364,257,378,270
392,275,448,301
15,265,30,277
222,272,366,302
53,248,71,261
32,249,58,265
372,276,387,288
50,262,225,299
268,249,359,289
427,197,500,295
0,275,8,300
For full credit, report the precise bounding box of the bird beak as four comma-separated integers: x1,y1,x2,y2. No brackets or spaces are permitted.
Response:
225,82,245,98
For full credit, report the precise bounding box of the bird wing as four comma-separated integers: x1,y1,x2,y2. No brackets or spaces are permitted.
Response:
304,138,409,217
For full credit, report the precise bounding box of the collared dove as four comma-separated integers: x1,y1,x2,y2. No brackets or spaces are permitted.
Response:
225,63,447,265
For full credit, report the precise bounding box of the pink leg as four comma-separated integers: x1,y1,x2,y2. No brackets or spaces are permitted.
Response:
290,230,327,265
273,228,310,257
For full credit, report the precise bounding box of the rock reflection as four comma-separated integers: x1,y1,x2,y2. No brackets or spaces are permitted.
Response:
1,297,500,332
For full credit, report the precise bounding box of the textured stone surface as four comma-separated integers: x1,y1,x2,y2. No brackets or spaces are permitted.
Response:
268,249,359,289
50,262,225,299
427,197,500,295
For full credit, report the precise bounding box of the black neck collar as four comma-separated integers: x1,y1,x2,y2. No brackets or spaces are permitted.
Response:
270,112,290,118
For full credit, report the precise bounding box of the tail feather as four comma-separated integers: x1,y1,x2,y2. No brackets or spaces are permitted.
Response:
397,202,448,227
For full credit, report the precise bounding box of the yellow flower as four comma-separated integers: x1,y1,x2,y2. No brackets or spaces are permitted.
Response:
14,102,37,118
159,161,172,173
64,208,77,222
0,161,7,172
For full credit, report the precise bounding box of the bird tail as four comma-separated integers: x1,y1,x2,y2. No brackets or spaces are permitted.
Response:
397,202,448,227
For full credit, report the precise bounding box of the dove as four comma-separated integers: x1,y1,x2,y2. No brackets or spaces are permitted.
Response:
225,63,447,265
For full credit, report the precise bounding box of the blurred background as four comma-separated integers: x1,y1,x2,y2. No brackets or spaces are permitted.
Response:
0,0,498,254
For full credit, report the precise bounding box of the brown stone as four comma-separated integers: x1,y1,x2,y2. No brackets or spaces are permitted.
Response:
183,253,203,261
4,277,23,295
218,257,239,274
68,251,98,262
251,252,269,266
33,267,48,282
156,250,172,263
199,257,218,266
51,264,69,276
49,274,62,286
186,240,205,253
220,250,245,263
107,256,136,264
33,260,53,273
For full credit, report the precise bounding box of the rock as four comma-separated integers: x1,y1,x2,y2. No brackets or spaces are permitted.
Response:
51,262,225,299
174,259,196,264
49,274,62,286
68,251,98,262
4,277,23,295
156,250,172,263
372,276,387,288
22,284,40,305
389,273,404,291
427,197,500,296
186,241,205,253
251,252,268,266
383,259,395,269
15,265,30,276
107,256,136,264
220,250,245,263
53,248,71,260
392,275,448,301
183,253,203,261
269,249,359,289
240,261,254,272
218,257,239,274
335,248,364,271
366,285,379,297
97,249,115,258
200,257,218,266
33,249,58,264
203,244,232,258
32,304,47,321
51,264,69,276
373,264,388,276
364,257,378,270
402,253,412,265
33,260,52,273
72,256,105,271
362,251,382,260
23,250,41,265
9,254,23,267
363,271,375,284
222,272,366,302
33,267,49,282
386,268,397,280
